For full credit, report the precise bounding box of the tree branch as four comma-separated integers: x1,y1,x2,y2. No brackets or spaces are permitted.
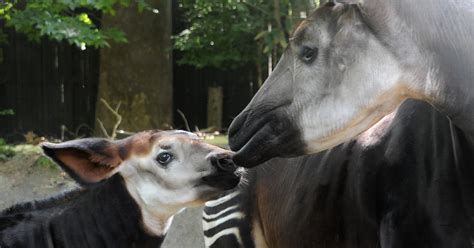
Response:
176,109,191,132
98,98,122,140
96,118,110,139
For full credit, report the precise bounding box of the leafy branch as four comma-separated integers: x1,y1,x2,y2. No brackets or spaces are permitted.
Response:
173,0,313,70
0,0,154,48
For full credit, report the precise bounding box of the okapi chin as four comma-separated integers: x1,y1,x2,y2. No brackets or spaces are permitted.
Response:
0,130,242,248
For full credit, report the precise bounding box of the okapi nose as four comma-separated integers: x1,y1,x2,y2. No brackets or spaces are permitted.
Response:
228,112,247,151
211,154,237,172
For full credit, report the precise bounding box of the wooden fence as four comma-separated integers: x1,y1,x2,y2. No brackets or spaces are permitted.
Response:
171,1,256,130
173,63,257,130
0,2,257,141
0,30,100,141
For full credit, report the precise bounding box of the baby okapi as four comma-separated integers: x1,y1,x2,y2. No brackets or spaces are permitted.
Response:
0,130,242,248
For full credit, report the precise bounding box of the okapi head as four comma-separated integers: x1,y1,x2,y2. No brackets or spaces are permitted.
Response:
41,130,242,234
229,2,434,167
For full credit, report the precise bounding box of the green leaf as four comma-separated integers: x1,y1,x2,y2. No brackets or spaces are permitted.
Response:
77,13,92,25
254,30,267,40
0,109,14,116
1,0,149,48
173,0,297,69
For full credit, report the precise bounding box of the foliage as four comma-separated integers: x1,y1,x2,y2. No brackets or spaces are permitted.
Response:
174,0,319,70
35,155,59,170
0,0,153,48
0,109,14,115
0,138,16,161
174,0,260,69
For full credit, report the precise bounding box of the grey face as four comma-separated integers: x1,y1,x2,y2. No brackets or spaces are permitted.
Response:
229,3,413,167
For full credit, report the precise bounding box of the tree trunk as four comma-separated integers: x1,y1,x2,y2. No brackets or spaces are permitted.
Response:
95,0,173,134
207,86,223,130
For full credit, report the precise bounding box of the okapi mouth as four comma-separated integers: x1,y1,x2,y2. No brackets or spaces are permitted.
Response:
201,154,242,190
228,110,269,152
201,172,241,190
228,108,305,167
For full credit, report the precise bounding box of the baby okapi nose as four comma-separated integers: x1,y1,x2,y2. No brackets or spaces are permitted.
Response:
211,153,237,172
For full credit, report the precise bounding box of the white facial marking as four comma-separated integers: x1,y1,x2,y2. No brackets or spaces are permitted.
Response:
423,65,444,103
295,30,405,153
117,134,229,236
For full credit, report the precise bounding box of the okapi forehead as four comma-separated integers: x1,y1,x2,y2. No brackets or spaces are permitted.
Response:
152,131,201,148
118,131,155,159
120,130,201,158
291,3,348,45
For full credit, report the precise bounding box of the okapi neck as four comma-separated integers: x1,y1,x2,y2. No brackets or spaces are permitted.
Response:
90,174,167,246
0,174,166,248
57,174,166,247
428,87,474,146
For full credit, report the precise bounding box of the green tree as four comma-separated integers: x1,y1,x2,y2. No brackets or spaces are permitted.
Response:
174,0,319,84
0,0,153,48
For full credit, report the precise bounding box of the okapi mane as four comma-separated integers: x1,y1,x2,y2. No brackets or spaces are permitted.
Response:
0,188,85,216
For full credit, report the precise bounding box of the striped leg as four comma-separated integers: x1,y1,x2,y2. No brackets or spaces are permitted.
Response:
202,190,256,248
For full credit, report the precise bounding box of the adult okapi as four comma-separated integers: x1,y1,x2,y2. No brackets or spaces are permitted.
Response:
205,100,474,248
228,0,474,167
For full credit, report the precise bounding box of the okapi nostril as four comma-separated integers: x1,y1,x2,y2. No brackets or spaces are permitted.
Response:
216,157,236,172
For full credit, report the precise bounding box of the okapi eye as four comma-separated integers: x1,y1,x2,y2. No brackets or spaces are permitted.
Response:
299,46,318,64
157,152,174,166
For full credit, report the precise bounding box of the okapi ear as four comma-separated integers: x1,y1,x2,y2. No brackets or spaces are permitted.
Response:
41,138,124,186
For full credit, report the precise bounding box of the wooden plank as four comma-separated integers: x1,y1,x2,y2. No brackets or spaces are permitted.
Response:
0,29,100,141
172,61,255,130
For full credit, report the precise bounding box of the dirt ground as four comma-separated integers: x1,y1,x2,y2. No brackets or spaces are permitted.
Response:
0,146,205,247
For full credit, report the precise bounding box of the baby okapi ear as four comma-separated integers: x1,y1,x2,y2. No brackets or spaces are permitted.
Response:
41,138,124,186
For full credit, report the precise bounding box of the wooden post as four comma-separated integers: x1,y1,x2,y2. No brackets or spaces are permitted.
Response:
207,86,223,129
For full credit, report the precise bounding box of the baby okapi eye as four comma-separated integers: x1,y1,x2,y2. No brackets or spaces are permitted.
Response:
157,152,174,166
299,46,318,64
